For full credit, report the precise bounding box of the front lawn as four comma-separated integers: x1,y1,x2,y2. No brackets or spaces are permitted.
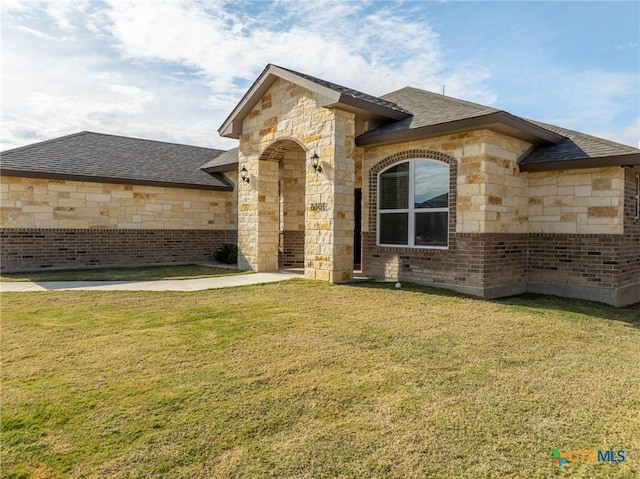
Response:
0,264,246,282
2,280,639,478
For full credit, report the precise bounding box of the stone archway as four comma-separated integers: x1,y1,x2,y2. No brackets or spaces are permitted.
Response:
240,138,307,272
235,111,357,283
259,139,307,269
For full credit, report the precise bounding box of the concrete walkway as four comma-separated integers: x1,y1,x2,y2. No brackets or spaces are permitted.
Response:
0,271,301,292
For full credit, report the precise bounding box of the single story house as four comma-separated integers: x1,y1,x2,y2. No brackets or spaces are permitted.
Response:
2,64,639,306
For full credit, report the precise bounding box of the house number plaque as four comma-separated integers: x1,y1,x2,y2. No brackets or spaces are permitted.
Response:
309,202,327,211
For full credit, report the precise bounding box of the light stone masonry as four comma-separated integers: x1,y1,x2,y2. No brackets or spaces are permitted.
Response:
237,77,355,281
0,176,237,230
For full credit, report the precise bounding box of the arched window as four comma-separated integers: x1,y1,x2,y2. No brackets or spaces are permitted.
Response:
378,159,449,248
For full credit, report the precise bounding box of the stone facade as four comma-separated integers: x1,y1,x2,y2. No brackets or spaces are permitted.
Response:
236,78,355,281
0,175,237,230
5,67,636,306
0,175,238,271
359,130,533,235
526,167,625,234
224,72,636,304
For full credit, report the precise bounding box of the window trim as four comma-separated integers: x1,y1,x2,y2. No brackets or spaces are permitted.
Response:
377,159,449,249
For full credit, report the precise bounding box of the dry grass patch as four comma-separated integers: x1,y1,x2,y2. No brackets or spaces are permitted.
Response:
0,264,247,282
2,280,639,478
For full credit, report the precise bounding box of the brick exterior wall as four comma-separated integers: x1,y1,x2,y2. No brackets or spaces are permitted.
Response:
363,148,640,305
527,167,639,304
528,234,624,288
279,230,305,267
619,167,640,304
363,232,528,297
0,228,237,272
364,229,637,305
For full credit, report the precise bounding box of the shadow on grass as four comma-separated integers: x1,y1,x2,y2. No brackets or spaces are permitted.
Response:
345,280,640,328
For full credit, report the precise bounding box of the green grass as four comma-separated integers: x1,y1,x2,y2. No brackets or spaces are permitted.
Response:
2,280,639,478
0,264,247,282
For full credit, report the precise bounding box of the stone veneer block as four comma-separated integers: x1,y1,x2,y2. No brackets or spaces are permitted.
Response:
0,176,237,230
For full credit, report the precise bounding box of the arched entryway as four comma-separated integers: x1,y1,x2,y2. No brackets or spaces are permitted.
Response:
258,138,307,270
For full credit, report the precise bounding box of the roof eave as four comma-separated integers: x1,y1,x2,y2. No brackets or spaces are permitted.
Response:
325,94,411,121
0,169,234,191
518,153,640,172
201,163,239,173
356,111,566,147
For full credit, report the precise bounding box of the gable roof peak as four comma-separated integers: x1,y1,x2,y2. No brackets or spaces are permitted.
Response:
218,63,411,139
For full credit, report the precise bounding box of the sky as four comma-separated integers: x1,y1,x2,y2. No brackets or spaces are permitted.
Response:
1,0,639,152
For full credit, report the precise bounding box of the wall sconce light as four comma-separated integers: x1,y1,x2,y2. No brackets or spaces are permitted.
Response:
310,152,322,173
240,166,250,183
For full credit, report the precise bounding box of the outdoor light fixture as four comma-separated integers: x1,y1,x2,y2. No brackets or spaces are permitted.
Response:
310,152,322,173
240,166,250,183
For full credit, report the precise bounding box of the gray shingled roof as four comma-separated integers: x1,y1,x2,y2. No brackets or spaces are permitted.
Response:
0,131,233,190
200,147,238,172
357,86,639,168
276,65,411,115
370,86,499,134
521,120,640,165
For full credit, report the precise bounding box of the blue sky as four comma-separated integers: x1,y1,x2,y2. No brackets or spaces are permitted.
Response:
2,0,638,151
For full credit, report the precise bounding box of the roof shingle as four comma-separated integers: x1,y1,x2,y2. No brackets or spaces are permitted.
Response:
275,65,411,115
374,86,499,134
0,131,233,190
200,147,238,172
521,120,640,164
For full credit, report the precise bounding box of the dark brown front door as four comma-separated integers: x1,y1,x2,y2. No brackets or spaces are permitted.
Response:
354,188,362,267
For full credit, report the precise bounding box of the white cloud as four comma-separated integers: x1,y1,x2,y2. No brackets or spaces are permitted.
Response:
97,0,497,113
594,117,640,148
4,0,495,150
15,25,58,40
1,0,636,151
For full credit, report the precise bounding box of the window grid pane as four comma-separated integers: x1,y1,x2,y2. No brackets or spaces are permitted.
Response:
415,211,448,247
379,163,409,209
414,161,449,209
379,212,408,245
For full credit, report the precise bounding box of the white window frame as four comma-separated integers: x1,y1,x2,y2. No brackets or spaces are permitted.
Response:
377,159,449,249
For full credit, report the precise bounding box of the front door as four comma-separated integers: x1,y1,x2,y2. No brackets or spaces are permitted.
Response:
354,188,362,268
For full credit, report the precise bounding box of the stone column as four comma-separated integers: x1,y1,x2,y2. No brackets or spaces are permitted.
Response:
332,110,356,281
237,151,258,271
304,110,356,282
237,153,280,272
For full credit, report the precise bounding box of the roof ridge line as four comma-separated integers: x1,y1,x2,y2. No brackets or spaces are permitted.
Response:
2,131,229,155
80,131,228,152
1,131,90,155
382,86,499,114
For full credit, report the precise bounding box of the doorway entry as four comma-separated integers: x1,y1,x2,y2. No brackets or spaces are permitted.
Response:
262,141,305,269
354,188,362,268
